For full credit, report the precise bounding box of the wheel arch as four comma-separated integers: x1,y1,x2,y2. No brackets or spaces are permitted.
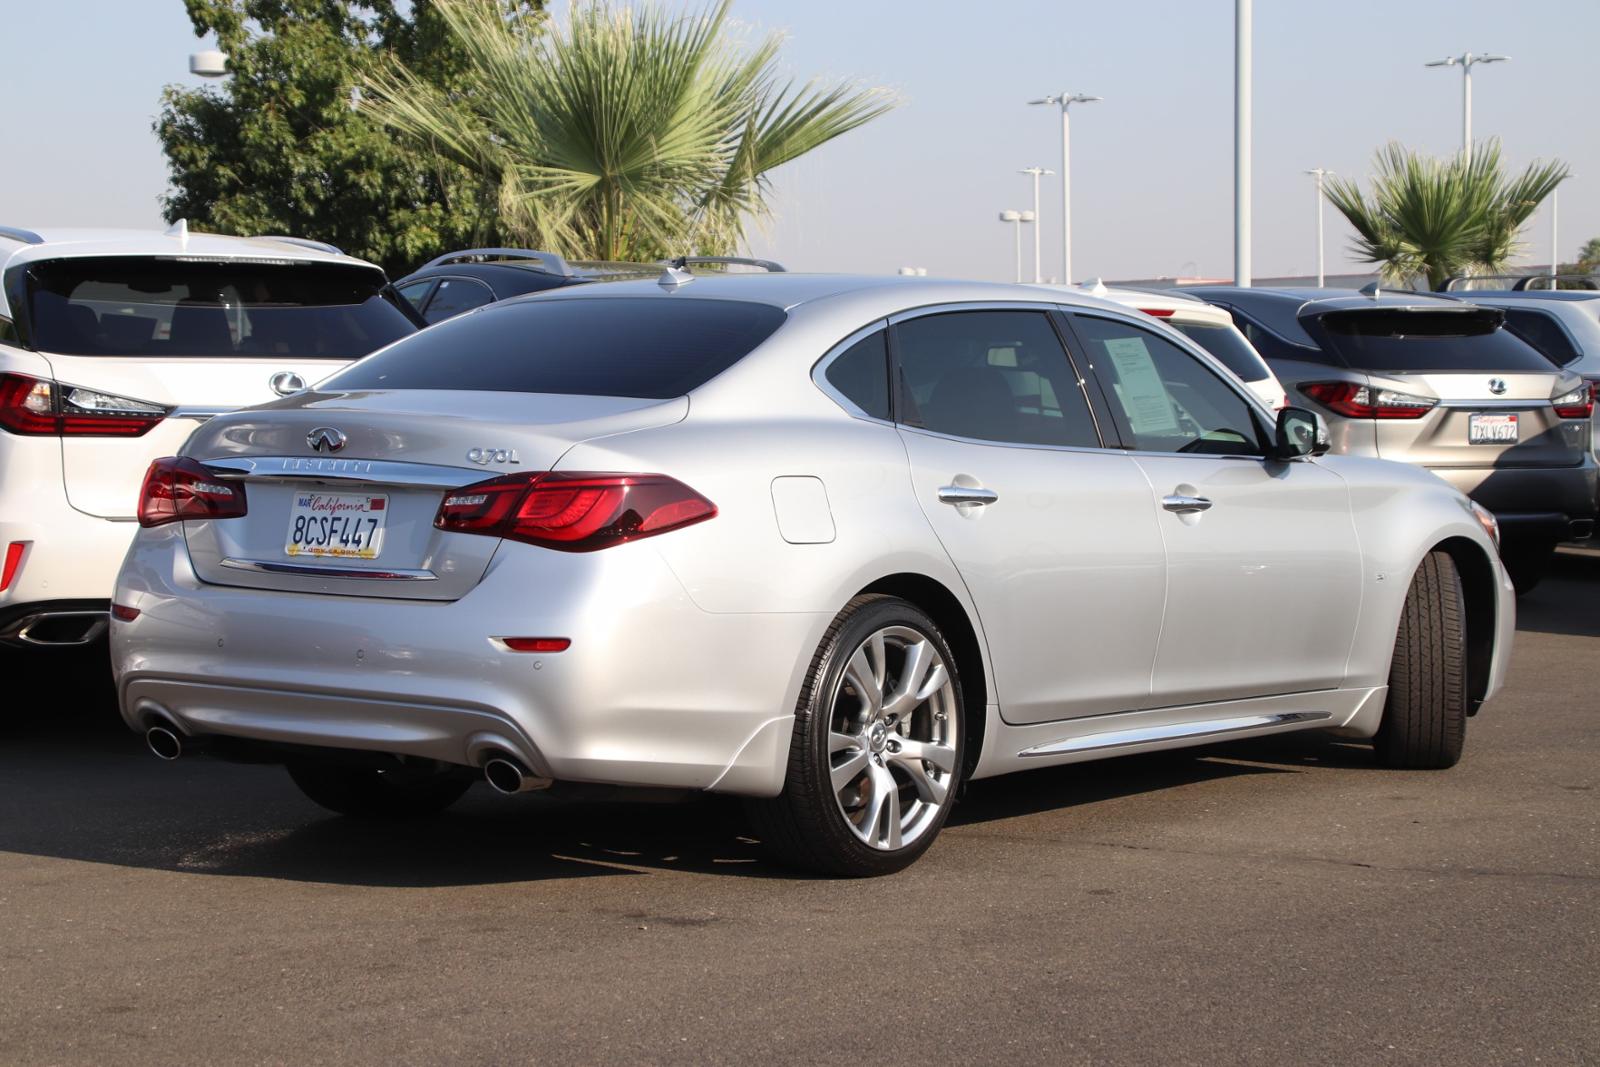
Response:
858,572,989,781
1429,536,1497,712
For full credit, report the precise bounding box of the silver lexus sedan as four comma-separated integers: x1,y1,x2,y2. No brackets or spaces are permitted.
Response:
111,273,1515,876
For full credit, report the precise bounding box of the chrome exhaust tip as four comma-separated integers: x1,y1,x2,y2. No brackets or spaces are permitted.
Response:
483,755,551,795
145,725,183,761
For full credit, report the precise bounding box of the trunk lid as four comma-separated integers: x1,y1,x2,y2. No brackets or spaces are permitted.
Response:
1370,370,1589,469
179,389,687,601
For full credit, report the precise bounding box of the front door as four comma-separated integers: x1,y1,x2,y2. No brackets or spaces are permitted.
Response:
1066,312,1364,708
892,306,1167,725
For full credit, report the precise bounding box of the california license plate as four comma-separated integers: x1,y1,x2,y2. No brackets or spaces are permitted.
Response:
1468,412,1518,444
285,492,388,559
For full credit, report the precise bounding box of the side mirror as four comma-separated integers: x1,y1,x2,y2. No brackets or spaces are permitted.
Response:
1272,406,1330,460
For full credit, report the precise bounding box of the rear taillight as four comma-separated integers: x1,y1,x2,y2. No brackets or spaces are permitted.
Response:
138,457,248,528
0,373,166,436
435,472,715,552
1301,381,1438,419
1552,383,1596,420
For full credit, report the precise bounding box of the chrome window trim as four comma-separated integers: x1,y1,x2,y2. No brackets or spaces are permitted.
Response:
886,299,1067,324
202,455,476,488
810,319,894,426
220,558,438,582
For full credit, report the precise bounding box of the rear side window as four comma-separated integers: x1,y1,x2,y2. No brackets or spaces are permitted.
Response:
1168,321,1271,382
893,310,1100,448
22,257,414,358
1499,308,1581,366
421,277,495,324
325,297,787,399
1313,309,1554,373
822,329,890,420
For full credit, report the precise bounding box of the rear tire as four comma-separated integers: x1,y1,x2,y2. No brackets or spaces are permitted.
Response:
1374,550,1468,769
1501,541,1554,596
286,760,473,818
748,595,965,877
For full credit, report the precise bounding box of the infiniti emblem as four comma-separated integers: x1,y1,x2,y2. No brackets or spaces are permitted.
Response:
269,371,307,397
1488,378,1508,395
306,427,347,453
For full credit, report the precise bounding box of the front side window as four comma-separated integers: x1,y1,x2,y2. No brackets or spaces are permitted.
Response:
1071,315,1264,456
422,277,495,324
893,310,1100,448
23,257,415,358
822,329,890,420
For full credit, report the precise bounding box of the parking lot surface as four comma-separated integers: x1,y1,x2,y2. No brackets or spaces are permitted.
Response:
2,553,1596,1066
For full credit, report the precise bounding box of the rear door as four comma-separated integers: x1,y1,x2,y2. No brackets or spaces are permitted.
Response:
22,256,415,518
1065,311,1363,708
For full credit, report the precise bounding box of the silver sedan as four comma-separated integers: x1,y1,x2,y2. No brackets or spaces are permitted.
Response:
111,273,1515,875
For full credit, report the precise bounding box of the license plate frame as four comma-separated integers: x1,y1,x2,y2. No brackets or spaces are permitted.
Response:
284,492,389,560
1468,412,1519,445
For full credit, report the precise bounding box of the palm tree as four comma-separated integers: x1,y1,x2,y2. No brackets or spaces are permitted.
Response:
1325,140,1568,290
363,0,896,262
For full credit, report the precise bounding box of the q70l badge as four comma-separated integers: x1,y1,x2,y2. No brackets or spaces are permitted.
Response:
467,447,521,466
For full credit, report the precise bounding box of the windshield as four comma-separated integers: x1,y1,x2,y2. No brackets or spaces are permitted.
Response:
1168,321,1271,382
23,257,414,358
1314,309,1554,373
324,297,788,399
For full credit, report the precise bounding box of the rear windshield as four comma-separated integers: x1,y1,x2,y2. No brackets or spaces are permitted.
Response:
324,297,787,399
1314,309,1554,373
23,257,414,358
1168,321,1271,382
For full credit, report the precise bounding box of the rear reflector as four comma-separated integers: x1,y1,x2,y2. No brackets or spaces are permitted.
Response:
1301,381,1437,419
0,541,24,592
436,472,715,552
111,603,141,622
138,457,248,527
0,373,166,436
1552,384,1595,420
498,637,571,653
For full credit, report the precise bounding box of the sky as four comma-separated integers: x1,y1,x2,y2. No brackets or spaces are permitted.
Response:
2,0,1595,284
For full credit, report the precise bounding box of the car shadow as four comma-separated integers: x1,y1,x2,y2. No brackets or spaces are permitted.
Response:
1514,549,1600,638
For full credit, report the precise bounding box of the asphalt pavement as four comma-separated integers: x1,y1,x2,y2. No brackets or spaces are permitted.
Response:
2,552,1596,1065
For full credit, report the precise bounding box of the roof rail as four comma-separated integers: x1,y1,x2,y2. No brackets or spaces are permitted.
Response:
421,248,572,276
0,226,45,245
253,235,344,256
1442,272,1600,292
664,255,786,273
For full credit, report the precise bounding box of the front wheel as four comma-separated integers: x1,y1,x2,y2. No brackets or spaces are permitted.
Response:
1374,550,1468,769
287,760,474,818
749,595,965,877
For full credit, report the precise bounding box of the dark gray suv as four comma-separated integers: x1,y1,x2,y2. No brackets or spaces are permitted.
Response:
1189,287,1596,592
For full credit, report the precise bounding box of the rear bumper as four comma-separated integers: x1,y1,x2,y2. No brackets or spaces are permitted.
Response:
1427,461,1598,543
0,472,134,646
111,525,824,797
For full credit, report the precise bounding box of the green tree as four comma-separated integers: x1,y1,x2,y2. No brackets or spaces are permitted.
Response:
1576,237,1600,272
1325,140,1568,291
157,0,540,277
362,0,896,262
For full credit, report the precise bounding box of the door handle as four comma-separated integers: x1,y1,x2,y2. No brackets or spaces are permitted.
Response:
1162,494,1213,514
938,486,999,507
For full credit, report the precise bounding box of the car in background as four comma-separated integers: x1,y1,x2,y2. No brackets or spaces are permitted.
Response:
112,273,1512,875
1063,281,1287,410
0,222,417,648
392,248,665,324
1187,285,1595,592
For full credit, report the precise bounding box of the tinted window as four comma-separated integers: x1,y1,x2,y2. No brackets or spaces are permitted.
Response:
1313,309,1554,373
1073,315,1264,456
1226,309,1341,366
1169,321,1271,382
893,310,1099,448
823,329,890,420
1500,308,1581,366
325,297,786,399
396,279,434,310
25,257,414,358
422,277,495,324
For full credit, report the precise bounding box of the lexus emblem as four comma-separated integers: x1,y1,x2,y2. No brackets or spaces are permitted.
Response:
306,427,347,453
269,371,307,397
1488,378,1508,395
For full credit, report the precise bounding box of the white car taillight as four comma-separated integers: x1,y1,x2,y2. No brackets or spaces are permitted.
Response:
0,373,167,436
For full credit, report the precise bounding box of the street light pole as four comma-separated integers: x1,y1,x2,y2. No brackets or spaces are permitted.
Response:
1305,168,1333,287
1019,167,1053,283
1234,0,1251,287
1028,92,1099,284
999,210,1035,283
1425,52,1509,162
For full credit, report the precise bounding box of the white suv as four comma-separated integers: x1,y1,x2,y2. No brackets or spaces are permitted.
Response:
0,223,416,647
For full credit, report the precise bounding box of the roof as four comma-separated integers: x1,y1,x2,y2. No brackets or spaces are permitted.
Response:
0,224,380,274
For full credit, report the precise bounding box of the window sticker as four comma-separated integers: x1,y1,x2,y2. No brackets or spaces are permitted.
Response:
1103,336,1180,435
